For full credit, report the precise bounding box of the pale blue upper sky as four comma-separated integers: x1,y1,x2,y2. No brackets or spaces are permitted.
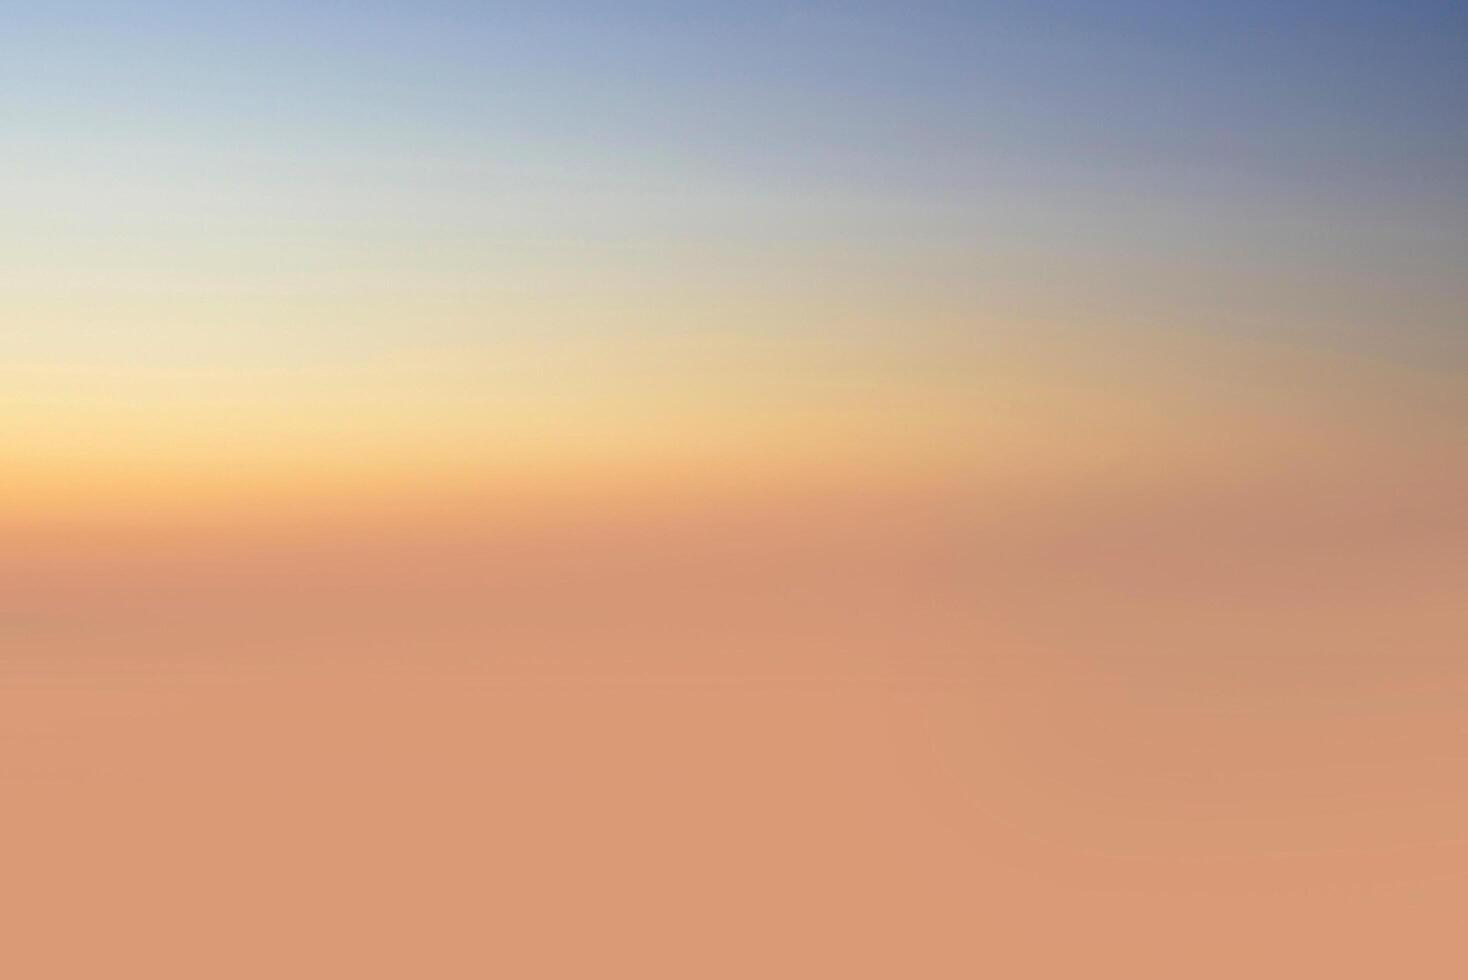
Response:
4,1,1465,367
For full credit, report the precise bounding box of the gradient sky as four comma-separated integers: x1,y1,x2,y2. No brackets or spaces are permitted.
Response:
5,2,1465,510
4,4,1468,977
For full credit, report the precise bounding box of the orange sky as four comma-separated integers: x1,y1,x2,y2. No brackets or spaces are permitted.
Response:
7,1,1468,974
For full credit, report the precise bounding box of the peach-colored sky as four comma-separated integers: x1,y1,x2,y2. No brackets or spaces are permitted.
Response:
7,222,1467,979
6,2,1468,975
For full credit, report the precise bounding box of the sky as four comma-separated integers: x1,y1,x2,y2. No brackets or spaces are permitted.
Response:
3,3,1467,976
4,2,1465,511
